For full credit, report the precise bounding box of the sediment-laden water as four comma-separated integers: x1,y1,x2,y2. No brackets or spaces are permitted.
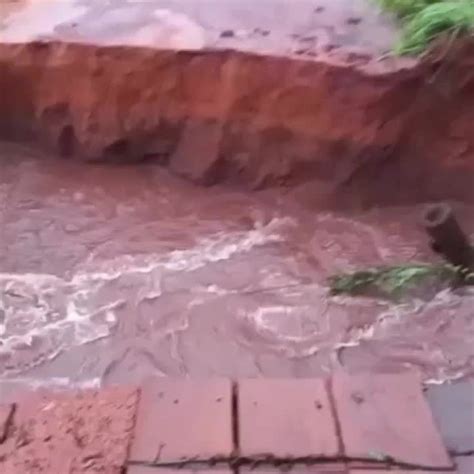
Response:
1,141,473,393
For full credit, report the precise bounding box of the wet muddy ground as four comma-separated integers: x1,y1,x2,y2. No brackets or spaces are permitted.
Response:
1,141,473,392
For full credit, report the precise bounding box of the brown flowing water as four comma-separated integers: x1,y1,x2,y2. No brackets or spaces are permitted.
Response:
1,141,473,394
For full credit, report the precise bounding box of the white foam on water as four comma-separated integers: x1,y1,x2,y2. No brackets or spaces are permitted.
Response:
0,376,102,402
315,213,393,262
337,287,474,383
81,216,289,275
0,217,290,375
0,376,101,390
424,371,466,385
238,271,473,382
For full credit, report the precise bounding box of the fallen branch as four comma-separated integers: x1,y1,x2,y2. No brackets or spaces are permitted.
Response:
328,204,473,299
328,264,455,299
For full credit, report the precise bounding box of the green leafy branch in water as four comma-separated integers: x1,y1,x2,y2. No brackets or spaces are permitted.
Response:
328,263,460,299
376,0,474,55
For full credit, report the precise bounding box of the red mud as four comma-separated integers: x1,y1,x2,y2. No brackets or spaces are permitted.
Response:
1,0,473,392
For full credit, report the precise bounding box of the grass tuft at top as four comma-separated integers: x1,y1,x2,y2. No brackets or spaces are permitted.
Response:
376,0,474,55
376,0,438,18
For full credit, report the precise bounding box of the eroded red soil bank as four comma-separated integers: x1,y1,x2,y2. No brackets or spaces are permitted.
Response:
1,0,473,391
1,40,474,205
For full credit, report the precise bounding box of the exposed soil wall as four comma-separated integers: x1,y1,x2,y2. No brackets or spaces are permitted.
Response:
1,40,473,206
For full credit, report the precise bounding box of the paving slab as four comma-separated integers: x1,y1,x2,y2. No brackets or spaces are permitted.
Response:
425,381,474,454
238,378,339,458
455,455,474,474
332,372,452,469
0,386,139,474
129,378,233,463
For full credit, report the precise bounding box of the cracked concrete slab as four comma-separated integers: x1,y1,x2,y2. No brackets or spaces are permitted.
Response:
426,381,474,455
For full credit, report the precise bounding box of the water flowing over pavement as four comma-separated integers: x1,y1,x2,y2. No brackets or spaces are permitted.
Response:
1,142,474,392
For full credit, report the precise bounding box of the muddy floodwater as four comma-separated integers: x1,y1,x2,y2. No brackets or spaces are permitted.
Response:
1,141,473,393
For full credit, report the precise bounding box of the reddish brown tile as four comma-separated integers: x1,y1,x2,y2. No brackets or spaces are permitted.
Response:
0,403,15,443
129,378,233,463
0,386,138,474
332,372,452,469
238,378,339,458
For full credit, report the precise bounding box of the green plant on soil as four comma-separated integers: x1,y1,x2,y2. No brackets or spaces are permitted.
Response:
376,0,474,55
376,0,438,18
328,263,458,299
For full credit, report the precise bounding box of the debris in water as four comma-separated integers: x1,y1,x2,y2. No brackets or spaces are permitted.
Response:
329,203,473,299
328,264,456,299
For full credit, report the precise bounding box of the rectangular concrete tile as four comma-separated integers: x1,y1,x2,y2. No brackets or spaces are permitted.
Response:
130,378,233,463
425,381,474,454
456,456,474,474
238,378,339,458
332,372,452,469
